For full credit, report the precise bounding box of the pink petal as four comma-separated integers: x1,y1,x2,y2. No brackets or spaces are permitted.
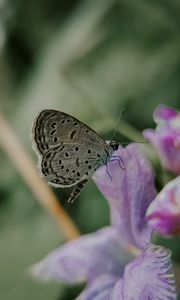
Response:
143,105,180,174
146,176,180,236
154,105,178,123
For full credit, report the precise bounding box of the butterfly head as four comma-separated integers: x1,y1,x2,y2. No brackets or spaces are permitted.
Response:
109,140,119,151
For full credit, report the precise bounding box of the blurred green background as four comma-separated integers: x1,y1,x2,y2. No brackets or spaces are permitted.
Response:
0,0,180,299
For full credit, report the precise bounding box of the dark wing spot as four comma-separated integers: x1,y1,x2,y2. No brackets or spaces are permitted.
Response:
88,149,91,154
59,146,65,152
61,165,64,169
53,137,57,142
73,122,78,126
88,165,92,169
43,161,47,168
51,122,57,128
65,152,69,157
86,129,89,133
66,169,69,172
50,129,56,135
85,160,88,164
75,157,80,167
70,130,77,139
59,160,61,164
86,172,89,176
67,119,70,123
97,154,101,157
75,147,79,151
46,152,52,159
61,120,65,124
77,172,80,176
72,170,75,173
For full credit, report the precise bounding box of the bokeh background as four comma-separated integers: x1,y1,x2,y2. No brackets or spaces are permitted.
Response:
0,0,180,299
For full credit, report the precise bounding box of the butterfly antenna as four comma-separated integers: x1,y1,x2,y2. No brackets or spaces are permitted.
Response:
112,109,125,141
112,109,149,145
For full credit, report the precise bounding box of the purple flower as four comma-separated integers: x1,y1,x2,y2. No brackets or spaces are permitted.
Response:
30,145,177,299
143,104,180,174
146,176,180,236
94,145,156,250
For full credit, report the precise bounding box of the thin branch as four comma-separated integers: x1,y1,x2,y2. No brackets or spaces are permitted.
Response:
0,111,80,240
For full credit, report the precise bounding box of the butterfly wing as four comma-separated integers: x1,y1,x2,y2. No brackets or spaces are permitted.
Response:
41,141,107,187
32,110,111,188
32,109,106,155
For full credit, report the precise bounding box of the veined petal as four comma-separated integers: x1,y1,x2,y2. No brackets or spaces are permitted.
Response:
146,176,180,236
76,275,116,300
30,227,131,283
111,245,177,300
93,144,156,249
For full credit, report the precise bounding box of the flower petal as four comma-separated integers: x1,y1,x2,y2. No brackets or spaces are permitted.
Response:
154,105,178,123
76,275,116,300
143,105,180,174
144,128,180,174
30,227,131,283
110,279,123,299
111,245,177,300
146,176,180,236
93,144,156,249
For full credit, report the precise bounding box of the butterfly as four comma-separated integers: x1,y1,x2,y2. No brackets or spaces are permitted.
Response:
31,109,121,203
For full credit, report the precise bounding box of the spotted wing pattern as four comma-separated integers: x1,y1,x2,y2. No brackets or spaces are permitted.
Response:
41,141,106,187
32,110,107,155
32,110,111,190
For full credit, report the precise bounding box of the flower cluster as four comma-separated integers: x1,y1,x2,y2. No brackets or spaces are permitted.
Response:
31,143,177,299
144,105,180,236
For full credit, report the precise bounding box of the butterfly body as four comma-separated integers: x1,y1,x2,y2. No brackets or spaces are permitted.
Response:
32,110,118,202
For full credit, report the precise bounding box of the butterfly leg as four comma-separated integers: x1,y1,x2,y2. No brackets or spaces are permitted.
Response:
68,179,88,203
110,155,126,170
105,162,112,181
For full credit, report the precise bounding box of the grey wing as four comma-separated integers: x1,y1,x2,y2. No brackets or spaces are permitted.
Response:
40,141,108,187
32,109,106,156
